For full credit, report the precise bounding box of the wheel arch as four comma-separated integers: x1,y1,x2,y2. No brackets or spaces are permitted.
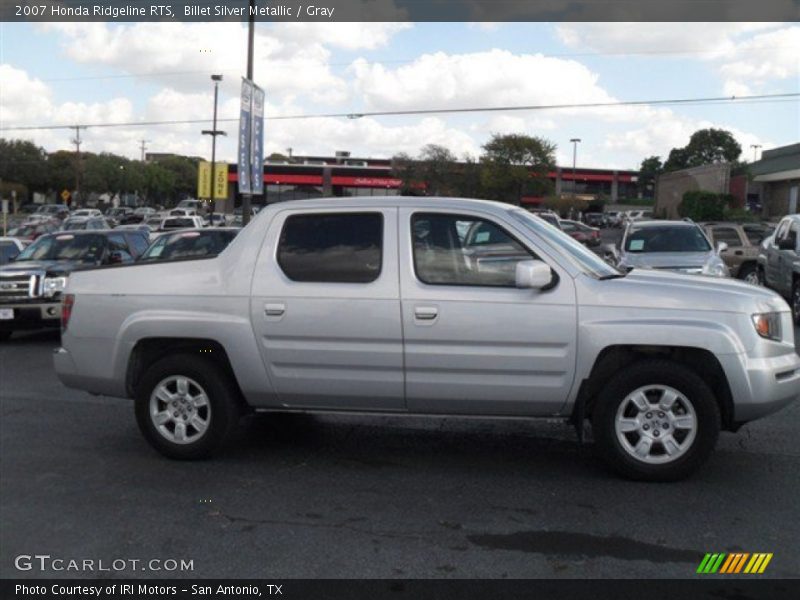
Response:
126,337,246,406
572,345,736,432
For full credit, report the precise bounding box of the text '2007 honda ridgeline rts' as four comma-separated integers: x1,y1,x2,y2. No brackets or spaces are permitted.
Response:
54,197,800,480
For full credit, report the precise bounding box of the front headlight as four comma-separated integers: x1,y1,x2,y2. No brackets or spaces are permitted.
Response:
752,312,782,341
43,276,67,298
702,260,729,277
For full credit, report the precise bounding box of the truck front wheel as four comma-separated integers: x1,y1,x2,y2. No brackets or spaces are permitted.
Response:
592,360,720,481
135,354,242,459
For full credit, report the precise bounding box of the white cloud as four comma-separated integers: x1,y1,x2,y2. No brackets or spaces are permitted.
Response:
351,49,617,111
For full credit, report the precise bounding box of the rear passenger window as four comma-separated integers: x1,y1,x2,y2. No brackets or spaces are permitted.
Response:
711,227,742,247
277,213,383,283
127,233,149,256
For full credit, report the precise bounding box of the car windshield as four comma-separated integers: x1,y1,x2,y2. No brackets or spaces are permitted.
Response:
16,233,106,262
162,218,195,228
1,241,20,262
625,225,711,253
140,230,237,261
510,209,619,279
62,220,87,230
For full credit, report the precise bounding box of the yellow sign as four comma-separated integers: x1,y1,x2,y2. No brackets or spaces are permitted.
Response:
197,162,228,199
60,189,70,202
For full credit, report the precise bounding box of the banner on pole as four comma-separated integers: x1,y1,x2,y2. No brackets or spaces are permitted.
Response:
197,161,211,198
198,161,228,199
250,83,265,195
237,78,253,194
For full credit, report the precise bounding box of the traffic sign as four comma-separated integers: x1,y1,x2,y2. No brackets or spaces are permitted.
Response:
60,189,70,202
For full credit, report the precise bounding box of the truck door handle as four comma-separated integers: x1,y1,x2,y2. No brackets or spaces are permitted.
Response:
734,250,743,256
414,306,438,320
264,303,286,316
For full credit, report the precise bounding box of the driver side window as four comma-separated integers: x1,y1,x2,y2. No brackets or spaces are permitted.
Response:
412,213,535,287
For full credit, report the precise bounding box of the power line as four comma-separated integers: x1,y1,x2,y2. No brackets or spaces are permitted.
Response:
1,93,797,132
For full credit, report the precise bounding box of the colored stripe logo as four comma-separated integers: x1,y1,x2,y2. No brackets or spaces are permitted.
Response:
697,553,773,574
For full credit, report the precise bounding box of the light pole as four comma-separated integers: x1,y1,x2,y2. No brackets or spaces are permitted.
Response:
202,74,225,224
750,144,762,162
570,138,581,201
241,0,256,226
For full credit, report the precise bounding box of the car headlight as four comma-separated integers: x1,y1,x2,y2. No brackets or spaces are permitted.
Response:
702,261,729,277
752,312,782,341
43,276,67,298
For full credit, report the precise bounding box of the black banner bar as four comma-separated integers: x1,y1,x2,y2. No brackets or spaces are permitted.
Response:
1,0,798,22
2,579,799,600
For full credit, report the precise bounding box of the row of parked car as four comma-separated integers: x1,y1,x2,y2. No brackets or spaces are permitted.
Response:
0,203,244,340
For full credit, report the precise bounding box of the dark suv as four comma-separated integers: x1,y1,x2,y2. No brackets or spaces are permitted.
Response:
0,230,150,340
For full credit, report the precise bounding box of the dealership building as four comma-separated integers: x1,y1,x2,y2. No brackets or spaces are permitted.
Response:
207,154,641,210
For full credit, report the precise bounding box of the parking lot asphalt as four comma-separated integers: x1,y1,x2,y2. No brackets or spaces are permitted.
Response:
1,320,799,580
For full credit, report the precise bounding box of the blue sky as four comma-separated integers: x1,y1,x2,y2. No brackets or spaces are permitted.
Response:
1,21,798,169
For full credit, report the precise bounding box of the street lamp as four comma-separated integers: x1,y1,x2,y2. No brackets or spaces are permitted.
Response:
570,138,581,200
750,144,762,162
202,74,226,224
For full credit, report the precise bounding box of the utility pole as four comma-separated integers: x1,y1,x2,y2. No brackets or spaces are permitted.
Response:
570,138,581,201
202,75,225,224
242,0,256,227
71,125,84,208
139,140,149,162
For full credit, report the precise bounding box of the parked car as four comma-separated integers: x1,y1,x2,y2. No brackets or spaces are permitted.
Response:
133,207,157,218
35,204,70,220
613,220,729,277
7,220,61,242
529,210,562,230
205,213,234,227
584,212,605,228
757,214,800,324
105,207,135,227
0,237,25,265
176,199,206,213
605,211,622,227
701,222,775,284
0,229,150,340
139,228,239,262
168,208,198,217
70,208,103,219
61,216,112,231
53,197,799,481
159,216,206,231
622,209,654,226
143,215,167,232
561,219,601,247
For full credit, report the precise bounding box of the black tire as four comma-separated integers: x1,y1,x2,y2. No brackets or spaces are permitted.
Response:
792,280,800,326
135,354,242,459
737,263,758,286
756,266,766,286
592,360,720,482
0,331,12,342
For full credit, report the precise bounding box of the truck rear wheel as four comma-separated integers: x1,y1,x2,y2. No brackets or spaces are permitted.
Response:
135,354,242,459
591,360,720,481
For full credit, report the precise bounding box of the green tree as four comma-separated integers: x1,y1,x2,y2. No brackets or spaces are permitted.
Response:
664,128,742,172
480,133,556,204
0,138,49,197
638,155,662,197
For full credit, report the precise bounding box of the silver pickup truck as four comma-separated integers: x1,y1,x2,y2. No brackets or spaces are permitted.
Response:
54,197,800,481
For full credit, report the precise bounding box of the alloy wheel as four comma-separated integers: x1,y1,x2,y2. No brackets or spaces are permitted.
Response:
149,375,211,444
614,385,697,465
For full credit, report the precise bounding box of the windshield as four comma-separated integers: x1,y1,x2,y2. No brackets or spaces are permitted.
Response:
162,218,195,229
140,230,237,261
16,233,107,262
510,209,619,278
625,225,711,253
62,220,87,230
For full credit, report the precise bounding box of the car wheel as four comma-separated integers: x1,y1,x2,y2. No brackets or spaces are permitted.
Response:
738,264,759,286
0,331,12,342
592,359,720,481
135,354,242,459
792,281,800,326
756,267,766,286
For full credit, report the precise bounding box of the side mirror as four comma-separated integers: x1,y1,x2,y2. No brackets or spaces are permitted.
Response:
516,259,557,290
777,237,795,251
716,241,728,254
